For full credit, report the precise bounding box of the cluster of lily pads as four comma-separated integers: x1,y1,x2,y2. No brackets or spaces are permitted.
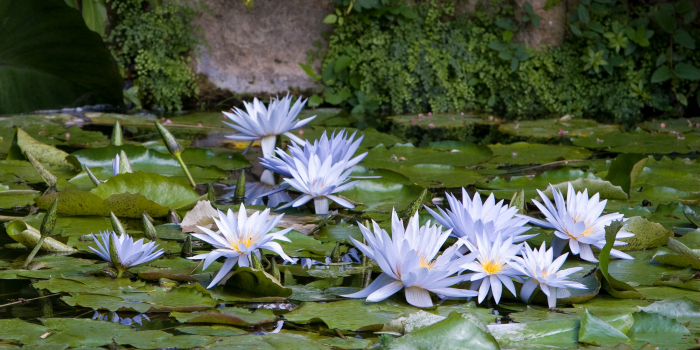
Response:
2,95,700,349
83,95,634,313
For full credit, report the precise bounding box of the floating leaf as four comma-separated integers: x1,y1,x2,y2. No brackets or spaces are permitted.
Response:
578,309,629,346
361,142,492,169
340,177,425,212
224,267,292,298
597,222,645,298
172,306,277,326
498,119,620,139
605,154,648,197
488,142,592,165
36,172,203,217
618,216,671,250
542,177,628,200
285,299,419,331
8,128,78,168
390,312,500,350
114,330,216,349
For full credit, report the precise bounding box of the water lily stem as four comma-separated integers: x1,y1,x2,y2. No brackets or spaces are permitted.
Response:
174,152,197,188
23,236,46,269
116,268,125,278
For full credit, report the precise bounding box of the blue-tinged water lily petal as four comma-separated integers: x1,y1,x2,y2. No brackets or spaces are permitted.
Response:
343,209,477,308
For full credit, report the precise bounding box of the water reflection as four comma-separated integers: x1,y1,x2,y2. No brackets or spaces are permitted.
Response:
92,311,150,326
223,170,292,207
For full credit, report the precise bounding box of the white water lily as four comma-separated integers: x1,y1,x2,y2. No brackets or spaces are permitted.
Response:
529,183,634,262
343,210,477,308
223,94,316,158
461,232,523,305
509,242,587,308
111,154,120,176
90,231,164,278
189,205,294,288
261,129,367,178
425,189,535,244
274,153,359,215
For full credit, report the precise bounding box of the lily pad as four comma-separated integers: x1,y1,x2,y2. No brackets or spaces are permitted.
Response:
176,325,248,336
35,172,203,217
499,118,620,139
40,318,132,347
573,130,699,154
542,177,628,201
361,142,492,169
390,312,500,350
618,216,671,251
224,267,292,298
488,142,592,165
172,306,277,326
340,178,425,213
578,309,629,346
477,167,600,200
7,128,78,169
285,299,420,331
0,255,105,279
114,330,216,349
204,333,329,350
390,164,485,188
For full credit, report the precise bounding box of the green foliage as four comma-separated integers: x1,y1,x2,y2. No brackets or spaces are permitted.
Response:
106,0,205,111
308,0,700,124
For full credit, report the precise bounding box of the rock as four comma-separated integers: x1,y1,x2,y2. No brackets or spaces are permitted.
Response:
514,0,568,48
192,0,333,95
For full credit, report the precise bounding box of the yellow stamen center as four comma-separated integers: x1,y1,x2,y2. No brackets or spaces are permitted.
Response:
483,260,503,274
419,256,435,269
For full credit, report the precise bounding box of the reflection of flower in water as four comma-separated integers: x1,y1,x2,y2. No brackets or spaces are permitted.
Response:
223,170,292,208
92,311,150,326
283,247,361,268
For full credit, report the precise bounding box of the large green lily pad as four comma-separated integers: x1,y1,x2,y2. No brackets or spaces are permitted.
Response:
35,172,203,217
285,299,420,332
361,142,492,169
488,142,592,165
340,178,425,213
499,118,620,139
573,130,700,154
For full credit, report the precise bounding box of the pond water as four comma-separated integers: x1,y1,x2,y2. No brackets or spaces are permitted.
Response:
1,109,699,349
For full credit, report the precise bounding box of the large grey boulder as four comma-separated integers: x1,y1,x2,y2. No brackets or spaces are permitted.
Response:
192,0,333,95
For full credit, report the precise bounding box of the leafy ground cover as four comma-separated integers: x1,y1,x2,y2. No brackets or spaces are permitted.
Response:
0,110,699,349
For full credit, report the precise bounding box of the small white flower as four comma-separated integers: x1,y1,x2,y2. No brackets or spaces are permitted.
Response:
189,205,294,288
529,183,634,262
509,242,587,309
343,210,477,308
90,231,164,278
461,232,523,305
425,189,535,245
261,129,367,178
275,153,359,215
223,94,316,158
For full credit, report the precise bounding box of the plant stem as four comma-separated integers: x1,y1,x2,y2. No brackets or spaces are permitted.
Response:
23,236,46,269
174,152,197,188
116,268,124,278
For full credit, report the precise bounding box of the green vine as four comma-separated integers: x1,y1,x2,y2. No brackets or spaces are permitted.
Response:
106,0,206,111
306,0,700,124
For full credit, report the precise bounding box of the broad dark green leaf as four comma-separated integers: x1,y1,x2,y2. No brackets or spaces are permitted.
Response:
0,0,122,113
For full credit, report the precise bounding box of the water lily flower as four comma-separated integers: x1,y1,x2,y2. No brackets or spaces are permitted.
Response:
343,210,477,308
188,205,294,288
509,242,587,309
461,232,523,305
261,129,367,178
223,94,316,158
274,153,359,215
90,231,164,278
425,188,535,245
529,183,634,262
